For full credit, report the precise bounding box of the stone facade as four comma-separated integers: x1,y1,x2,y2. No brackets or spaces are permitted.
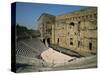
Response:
38,7,97,55
37,13,55,46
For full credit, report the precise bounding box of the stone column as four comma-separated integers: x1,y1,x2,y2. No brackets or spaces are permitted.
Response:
45,39,48,47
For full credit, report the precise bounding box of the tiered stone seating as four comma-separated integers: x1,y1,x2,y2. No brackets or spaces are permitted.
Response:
16,38,48,65
16,41,37,58
23,38,48,53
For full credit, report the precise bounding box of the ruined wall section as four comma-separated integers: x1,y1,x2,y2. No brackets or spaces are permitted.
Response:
38,13,55,44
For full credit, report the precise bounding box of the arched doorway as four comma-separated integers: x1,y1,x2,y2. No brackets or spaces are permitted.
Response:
70,22,75,26
43,39,45,45
47,38,50,46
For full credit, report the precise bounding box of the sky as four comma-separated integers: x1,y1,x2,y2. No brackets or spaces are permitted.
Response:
16,2,87,30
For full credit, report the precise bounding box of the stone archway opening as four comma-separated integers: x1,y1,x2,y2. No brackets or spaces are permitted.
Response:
70,22,75,26
42,38,51,47
47,38,50,46
43,39,45,45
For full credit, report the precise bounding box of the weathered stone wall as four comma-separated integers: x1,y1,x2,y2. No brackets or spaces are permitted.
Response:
52,7,97,55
